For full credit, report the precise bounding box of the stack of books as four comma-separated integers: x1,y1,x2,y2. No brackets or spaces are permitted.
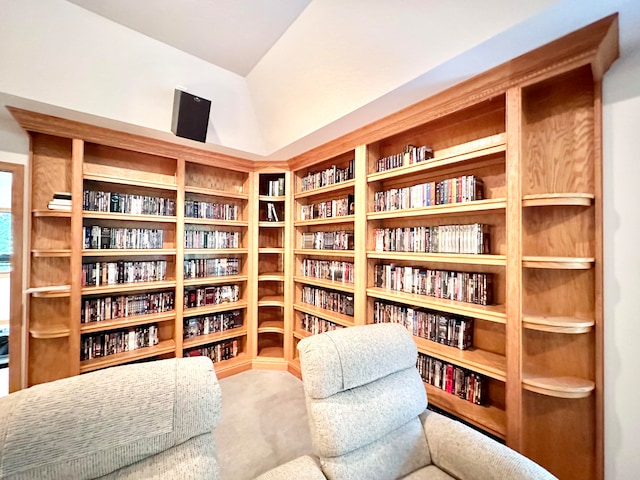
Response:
48,192,71,211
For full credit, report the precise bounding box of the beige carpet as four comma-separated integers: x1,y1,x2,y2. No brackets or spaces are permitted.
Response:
214,369,314,479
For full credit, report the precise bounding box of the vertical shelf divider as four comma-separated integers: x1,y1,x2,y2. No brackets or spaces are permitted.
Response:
70,138,84,376
175,157,185,357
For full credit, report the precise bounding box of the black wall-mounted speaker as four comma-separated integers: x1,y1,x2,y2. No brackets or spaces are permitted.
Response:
171,89,211,143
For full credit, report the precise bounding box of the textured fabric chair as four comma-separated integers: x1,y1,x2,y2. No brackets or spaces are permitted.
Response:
0,357,221,480
275,323,557,480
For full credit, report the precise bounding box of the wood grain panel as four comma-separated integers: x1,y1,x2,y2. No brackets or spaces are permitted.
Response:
31,134,72,210
523,269,594,320
523,206,595,257
28,337,72,385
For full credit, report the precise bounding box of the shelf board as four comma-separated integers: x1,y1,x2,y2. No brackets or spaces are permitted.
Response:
293,329,313,340
258,247,285,254
184,275,248,287
293,275,355,293
294,179,356,199
82,280,176,296
31,249,72,258
84,173,178,191
414,337,506,382
522,256,595,269
32,209,71,218
367,251,506,266
82,248,177,257
367,287,506,324
83,211,177,223
183,327,248,350
258,295,285,307
367,134,507,183
522,315,594,334
367,198,507,221
30,324,71,339
294,249,355,258
183,300,248,318
184,248,248,255
184,218,248,227
80,311,176,334
293,303,355,328
26,285,71,298
424,383,506,440
294,215,355,227
184,186,249,200
522,193,594,207
257,320,285,334
258,272,285,282
522,373,595,399
256,345,284,359
258,195,286,202
80,340,176,373
259,221,285,228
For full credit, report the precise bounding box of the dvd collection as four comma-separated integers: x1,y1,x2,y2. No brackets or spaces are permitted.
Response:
82,260,167,287
265,178,285,197
300,194,354,220
374,224,490,254
184,285,240,309
416,352,485,405
301,286,354,317
184,339,239,363
184,200,238,220
83,189,176,216
81,325,159,361
184,230,239,249
84,226,164,250
374,263,493,306
265,202,280,222
183,310,243,339
300,313,343,335
300,159,354,192
300,258,354,283
81,291,175,323
300,230,354,250
374,175,484,212
373,300,473,350
376,144,434,173
184,257,240,279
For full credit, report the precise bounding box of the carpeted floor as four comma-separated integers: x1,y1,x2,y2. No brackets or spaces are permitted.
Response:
214,369,314,479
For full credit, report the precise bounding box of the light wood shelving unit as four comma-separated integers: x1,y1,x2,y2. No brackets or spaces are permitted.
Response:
10,15,618,480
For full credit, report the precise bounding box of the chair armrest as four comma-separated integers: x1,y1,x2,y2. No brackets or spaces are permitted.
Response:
255,455,327,480
421,410,557,480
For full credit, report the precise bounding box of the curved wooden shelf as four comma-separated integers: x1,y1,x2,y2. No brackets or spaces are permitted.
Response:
367,287,506,324
367,251,506,266
183,300,248,318
184,248,248,255
523,315,594,334
30,324,71,339
414,337,506,381
256,345,285,359
522,193,594,207
258,272,285,282
258,221,285,228
184,218,248,227
293,303,355,328
367,134,507,183
522,256,595,269
295,179,356,199
82,280,176,296
258,195,286,202
367,198,507,221
26,285,71,298
31,249,72,258
258,295,285,307
257,320,285,334
83,211,177,223
80,340,176,373
522,373,595,399
293,275,354,293
424,383,506,440
184,186,249,200
80,311,176,334
258,247,285,254
294,215,355,227
82,248,177,257
294,249,355,258
183,327,248,349
84,173,178,191
184,275,248,287
32,209,71,218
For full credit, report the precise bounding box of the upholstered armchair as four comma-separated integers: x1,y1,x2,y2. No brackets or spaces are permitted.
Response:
0,357,221,480
259,323,556,480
